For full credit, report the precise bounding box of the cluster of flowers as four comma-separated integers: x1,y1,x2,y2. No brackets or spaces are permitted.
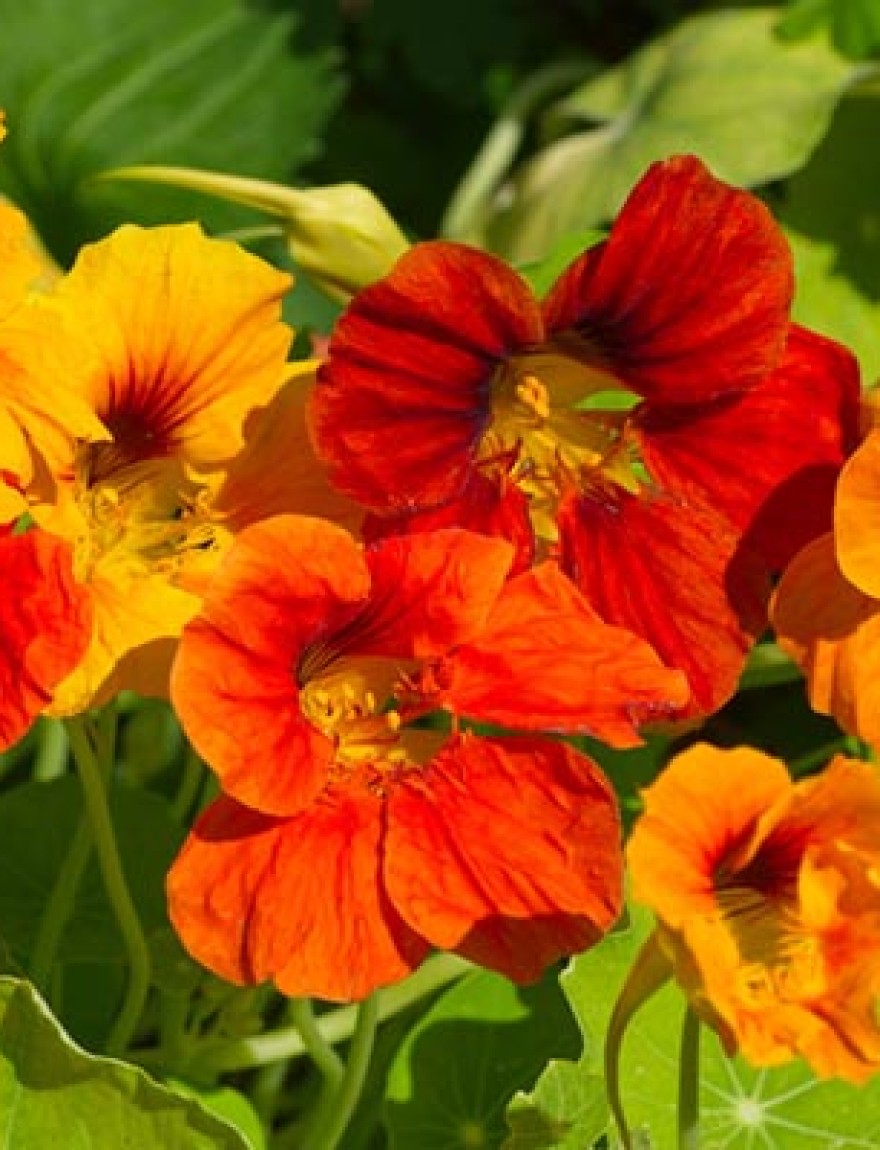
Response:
2,111,879,1081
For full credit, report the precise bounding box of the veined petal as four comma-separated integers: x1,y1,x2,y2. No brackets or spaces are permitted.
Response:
558,483,768,716
772,533,880,748
385,734,623,983
0,530,92,748
42,222,293,482
167,787,429,1002
171,516,370,816
836,429,880,599
364,466,535,577
637,325,860,571
434,561,690,743
358,529,513,660
311,241,543,511
542,156,793,404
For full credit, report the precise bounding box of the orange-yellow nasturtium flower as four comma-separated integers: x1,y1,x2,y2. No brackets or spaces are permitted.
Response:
772,427,880,748
168,516,688,1001
627,744,880,1082
6,222,354,717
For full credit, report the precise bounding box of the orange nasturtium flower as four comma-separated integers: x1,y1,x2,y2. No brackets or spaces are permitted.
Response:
168,516,688,1001
311,156,859,716
773,427,880,748
628,744,880,1081
2,222,352,720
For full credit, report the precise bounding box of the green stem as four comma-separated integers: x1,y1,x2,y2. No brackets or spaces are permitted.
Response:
29,815,93,997
288,998,344,1085
308,994,380,1150
181,952,471,1076
678,1007,701,1150
32,718,69,781
789,734,871,777
65,715,152,1057
440,59,592,243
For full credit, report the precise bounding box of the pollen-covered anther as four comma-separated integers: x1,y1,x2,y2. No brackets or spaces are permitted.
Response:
515,373,551,421
300,670,406,767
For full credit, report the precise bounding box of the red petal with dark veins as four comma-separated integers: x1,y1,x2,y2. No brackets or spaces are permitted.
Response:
636,325,861,571
542,156,793,405
311,241,543,512
0,530,92,749
363,467,535,578
434,561,690,743
385,734,622,983
557,483,769,717
167,787,429,1002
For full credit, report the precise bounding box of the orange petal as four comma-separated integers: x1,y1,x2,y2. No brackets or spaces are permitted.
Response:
836,429,880,599
385,734,623,982
172,516,370,816
772,533,880,746
436,561,690,744
360,529,513,660
0,530,92,748
168,786,429,1002
627,743,792,928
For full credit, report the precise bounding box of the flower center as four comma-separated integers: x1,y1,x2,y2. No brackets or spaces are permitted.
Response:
299,653,441,777
86,408,173,487
487,347,640,542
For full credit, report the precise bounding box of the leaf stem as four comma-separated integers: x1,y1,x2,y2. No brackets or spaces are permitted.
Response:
288,998,344,1085
738,643,802,690
65,713,152,1057
28,815,92,997
308,994,380,1150
176,952,471,1076
440,59,592,244
677,1006,701,1150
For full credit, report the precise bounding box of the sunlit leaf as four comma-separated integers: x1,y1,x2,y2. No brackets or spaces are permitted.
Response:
778,0,880,59
487,9,865,262
567,901,880,1148
0,977,251,1148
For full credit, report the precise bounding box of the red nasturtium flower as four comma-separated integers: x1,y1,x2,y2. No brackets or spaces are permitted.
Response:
773,428,880,748
628,744,880,1082
311,156,859,714
168,516,688,1001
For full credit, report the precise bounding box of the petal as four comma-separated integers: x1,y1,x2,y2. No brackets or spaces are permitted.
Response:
637,325,861,571
311,241,543,511
542,156,793,404
627,743,792,929
171,516,370,815
47,222,293,476
436,561,690,743
48,554,199,716
359,528,514,660
558,484,769,716
385,734,623,983
167,787,429,1002
364,466,535,578
772,534,880,747
0,530,92,749
836,429,880,599
212,363,364,537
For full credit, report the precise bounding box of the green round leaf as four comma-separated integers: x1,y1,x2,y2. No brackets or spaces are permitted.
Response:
385,967,579,1149
0,977,251,1148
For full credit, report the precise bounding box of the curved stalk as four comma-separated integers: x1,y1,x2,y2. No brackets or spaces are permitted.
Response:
678,1007,701,1150
65,714,152,1057
308,994,380,1150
